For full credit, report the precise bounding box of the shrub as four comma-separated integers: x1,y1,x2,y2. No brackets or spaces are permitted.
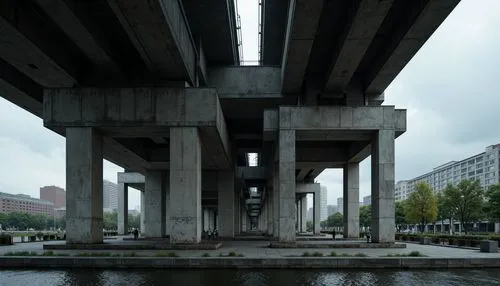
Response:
311,252,323,257
4,251,38,256
122,252,138,257
228,251,237,257
201,253,210,257
0,234,13,245
36,232,44,240
156,251,178,257
302,252,311,257
354,253,368,257
330,251,337,257
408,251,426,257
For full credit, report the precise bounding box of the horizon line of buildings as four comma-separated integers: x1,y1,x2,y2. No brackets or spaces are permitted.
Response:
0,180,120,217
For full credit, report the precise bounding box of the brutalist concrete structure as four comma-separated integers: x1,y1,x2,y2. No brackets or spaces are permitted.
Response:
0,0,460,244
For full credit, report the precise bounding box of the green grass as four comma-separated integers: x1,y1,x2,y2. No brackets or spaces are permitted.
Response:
354,253,368,257
122,252,138,257
4,251,38,256
219,251,244,257
155,251,179,257
201,253,210,257
330,251,338,257
383,251,427,257
311,252,323,257
74,252,112,257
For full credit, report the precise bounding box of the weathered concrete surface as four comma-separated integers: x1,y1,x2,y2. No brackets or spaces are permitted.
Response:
269,242,405,249
144,171,166,238
217,171,235,238
118,172,145,184
169,127,202,244
278,130,296,242
117,183,128,235
343,163,360,238
480,240,499,253
65,127,103,244
371,130,395,243
208,67,282,98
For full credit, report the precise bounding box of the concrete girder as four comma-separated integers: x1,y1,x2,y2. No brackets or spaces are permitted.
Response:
365,0,461,96
208,67,281,98
236,167,267,180
260,0,290,65
281,0,323,94
0,0,85,87
108,0,198,84
35,0,123,80
325,0,393,94
0,59,43,117
43,87,232,169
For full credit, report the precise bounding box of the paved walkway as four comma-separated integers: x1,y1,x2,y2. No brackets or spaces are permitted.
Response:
1,237,499,258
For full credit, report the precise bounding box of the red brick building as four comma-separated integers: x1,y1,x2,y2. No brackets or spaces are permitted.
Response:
0,192,54,216
40,186,65,208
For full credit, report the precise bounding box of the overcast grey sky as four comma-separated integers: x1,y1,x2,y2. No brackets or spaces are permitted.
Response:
0,0,499,209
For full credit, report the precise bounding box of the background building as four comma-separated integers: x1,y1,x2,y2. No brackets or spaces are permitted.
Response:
362,195,371,206
307,207,313,222
320,186,328,221
0,192,53,216
40,185,65,208
337,197,343,215
396,143,500,200
103,180,118,210
327,204,338,216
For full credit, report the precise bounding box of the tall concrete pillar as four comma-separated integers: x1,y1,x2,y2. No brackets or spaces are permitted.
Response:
261,203,268,233
169,127,202,243
371,129,395,243
267,189,274,236
144,171,166,237
234,190,241,234
314,190,321,234
301,195,308,232
217,171,235,238
117,183,128,235
278,130,296,242
241,208,247,232
140,191,145,233
164,173,171,236
66,127,103,244
273,166,280,238
343,163,360,238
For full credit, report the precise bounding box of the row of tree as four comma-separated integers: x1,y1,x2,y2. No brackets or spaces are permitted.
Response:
405,179,500,233
0,211,141,231
319,180,500,234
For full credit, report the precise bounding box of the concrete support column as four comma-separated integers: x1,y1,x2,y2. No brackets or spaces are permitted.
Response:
273,166,280,238
343,163,360,238
144,171,166,237
234,191,241,234
495,222,500,233
241,208,247,232
267,189,274,236
217,171,235,238
66,127,103,244
164,173,171,236
371,129,395,243
314,190,321,234
278,130,296,242
140,191,145,233
301,195,308,232
118,183,128,235
261,203,268,233
170,127,202,244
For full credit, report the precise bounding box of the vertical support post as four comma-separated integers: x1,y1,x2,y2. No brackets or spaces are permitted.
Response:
170,127,202,243
314,190,321,234
278,130,296,242
118,183,128,235
66,127,103,244
144,171,166,237
140,191,145,234
217,171,235,238
343,163,360,238
371,129,395,242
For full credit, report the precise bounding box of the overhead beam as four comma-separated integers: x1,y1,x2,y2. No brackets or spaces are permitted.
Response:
365,0,460,95
108,0,197,84
325,0,393,92
281,0,323,94
0,0,86,87
0,59,43,117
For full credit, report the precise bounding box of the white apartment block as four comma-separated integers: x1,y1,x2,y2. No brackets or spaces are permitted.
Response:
395,144,500,201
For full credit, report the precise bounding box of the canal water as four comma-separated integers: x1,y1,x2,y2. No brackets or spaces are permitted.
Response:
0,269,499,286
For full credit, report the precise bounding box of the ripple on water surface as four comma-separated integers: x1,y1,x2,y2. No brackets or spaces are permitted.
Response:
0,269,499,286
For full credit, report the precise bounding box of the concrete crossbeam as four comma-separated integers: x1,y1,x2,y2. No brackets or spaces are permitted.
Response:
208,67,282,98
281,0,324,94
117,172,145,184
236,167,267,180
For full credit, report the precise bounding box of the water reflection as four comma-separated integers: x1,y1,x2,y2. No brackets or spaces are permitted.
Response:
0,269,499,286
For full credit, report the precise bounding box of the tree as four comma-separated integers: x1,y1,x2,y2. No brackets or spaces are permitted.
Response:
325,212,343,228
103,211,117,230
395,201,407,231
485,183,500,223
405,182,438,232
128,213,140,229
445,179,484,234
306,221,313,232
359,205,371,229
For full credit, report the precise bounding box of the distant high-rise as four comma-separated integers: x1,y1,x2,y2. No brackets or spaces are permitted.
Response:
307,207,313,222
327,204,338,216
40,186,65,208
337,197,344,215
103,180,118,210
362,195,371,206
320,186,328,221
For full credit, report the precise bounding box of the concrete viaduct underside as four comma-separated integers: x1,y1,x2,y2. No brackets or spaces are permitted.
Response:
0,0,460,244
